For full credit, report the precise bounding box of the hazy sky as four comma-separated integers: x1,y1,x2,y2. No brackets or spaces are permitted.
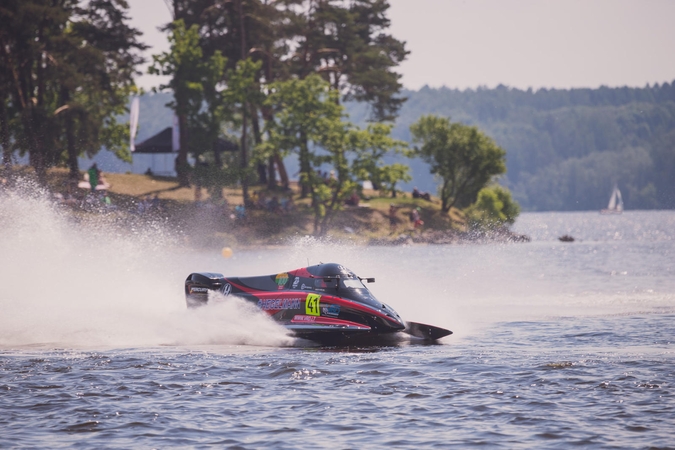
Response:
128,0,675,91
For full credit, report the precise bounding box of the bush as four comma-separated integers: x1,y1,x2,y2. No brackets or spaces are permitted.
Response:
464,185,520,228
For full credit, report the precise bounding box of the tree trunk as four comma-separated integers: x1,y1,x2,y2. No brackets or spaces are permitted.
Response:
0,93,11,174
250,104,267,185
29,140,47,184
172,2,190,187
240,111,249,205
237,0,250,206
317,181,342,236
267,156,276,189
274,152,289,190
213,136,222,168
299,133,311,198
65,113,78,182
61,89,79,182
176,113,190,186
261,107,289,190
441,178,450,213
0,35,43,183
256,161,267,185
236,0,246,59
33,29,49,185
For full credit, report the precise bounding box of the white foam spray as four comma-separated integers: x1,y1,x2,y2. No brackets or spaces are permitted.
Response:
0,181,293,348
3,182,670,348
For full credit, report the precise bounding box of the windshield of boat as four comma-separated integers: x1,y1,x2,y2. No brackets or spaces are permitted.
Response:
342,279,365,289
337,277,381,308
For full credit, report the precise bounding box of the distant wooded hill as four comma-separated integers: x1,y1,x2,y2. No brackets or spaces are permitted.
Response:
349,81,675,211
134,81,675,211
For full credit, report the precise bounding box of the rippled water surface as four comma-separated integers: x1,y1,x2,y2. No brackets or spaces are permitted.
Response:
1,195,674,448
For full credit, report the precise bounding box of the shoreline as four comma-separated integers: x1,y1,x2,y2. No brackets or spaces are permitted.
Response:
1,166,530,248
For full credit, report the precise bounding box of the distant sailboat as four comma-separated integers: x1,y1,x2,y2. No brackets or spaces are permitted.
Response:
600,184,623,214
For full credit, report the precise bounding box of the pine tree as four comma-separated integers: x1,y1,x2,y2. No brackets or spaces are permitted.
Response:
0,0,144,183
289,0,408,121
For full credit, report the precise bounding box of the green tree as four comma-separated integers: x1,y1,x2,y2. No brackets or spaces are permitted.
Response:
189,49,232,201
264,74,408,235
378,163,412,198
264,74,343,199
149,19,210,186
349,123,409,197
60,0,146,181
0,0,68,182
177,0,295,187
0,0,144,183
464,184,520,228
410,115,507,213
222,58,264,205
0,58,13,174
374,82,675,210
161,0,408,192
291,0,409,121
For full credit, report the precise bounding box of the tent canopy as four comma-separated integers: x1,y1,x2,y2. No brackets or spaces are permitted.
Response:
135,127,239,154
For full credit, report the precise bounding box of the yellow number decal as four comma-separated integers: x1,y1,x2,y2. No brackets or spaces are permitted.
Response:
305,294,321,316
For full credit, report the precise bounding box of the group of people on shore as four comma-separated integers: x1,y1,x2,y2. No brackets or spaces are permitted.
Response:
412,187,432,201
252,191,295,214
385,186,433,233
385,185,434,233
136,194,162,215
192,194,244,223
41,164,115,211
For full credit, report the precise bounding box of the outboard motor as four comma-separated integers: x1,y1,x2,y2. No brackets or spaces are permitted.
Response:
185,272,227,308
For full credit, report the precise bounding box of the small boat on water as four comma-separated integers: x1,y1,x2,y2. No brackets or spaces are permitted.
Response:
185,263,452,344
600,184,623,214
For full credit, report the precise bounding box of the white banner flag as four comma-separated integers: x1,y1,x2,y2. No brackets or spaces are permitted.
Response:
129,96,140,152
172,114,180,152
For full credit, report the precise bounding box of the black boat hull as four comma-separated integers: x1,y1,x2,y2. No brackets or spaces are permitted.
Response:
185,263,452,344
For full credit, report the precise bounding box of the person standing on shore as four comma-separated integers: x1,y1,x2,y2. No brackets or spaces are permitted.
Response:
389,204,399,233
411,207,424,231
88,164,99,192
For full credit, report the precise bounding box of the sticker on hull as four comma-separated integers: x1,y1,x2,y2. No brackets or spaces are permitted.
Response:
275,273,289,289
258,298,301,310
305,294,321,316
322,304,340,317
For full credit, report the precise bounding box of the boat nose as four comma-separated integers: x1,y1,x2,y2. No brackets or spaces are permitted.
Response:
381,303,406,330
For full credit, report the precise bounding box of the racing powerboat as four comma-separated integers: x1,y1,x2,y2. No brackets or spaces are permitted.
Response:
185,262,452,344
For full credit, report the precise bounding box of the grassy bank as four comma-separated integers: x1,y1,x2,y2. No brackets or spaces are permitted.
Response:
3,166,472,247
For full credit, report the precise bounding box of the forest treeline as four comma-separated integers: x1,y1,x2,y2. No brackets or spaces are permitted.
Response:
2,0,672,215
139,80,675,211
2,0,522,236
364,82,675,211
0,0,409,187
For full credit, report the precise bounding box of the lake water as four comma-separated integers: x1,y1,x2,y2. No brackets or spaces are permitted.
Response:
1,191,674,448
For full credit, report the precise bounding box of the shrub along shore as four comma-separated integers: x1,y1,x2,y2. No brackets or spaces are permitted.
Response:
1,166,529,248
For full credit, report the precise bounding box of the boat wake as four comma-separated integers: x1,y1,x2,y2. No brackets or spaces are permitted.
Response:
0,183,293,349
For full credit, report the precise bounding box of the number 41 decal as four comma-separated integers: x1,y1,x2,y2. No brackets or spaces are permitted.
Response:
305,294,321,316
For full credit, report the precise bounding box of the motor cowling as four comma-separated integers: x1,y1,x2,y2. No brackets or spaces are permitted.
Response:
185,272,226,308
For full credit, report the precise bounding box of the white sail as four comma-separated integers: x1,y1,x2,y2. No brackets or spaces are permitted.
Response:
615,187,624,212
607,188,617,210
603,185,623,214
